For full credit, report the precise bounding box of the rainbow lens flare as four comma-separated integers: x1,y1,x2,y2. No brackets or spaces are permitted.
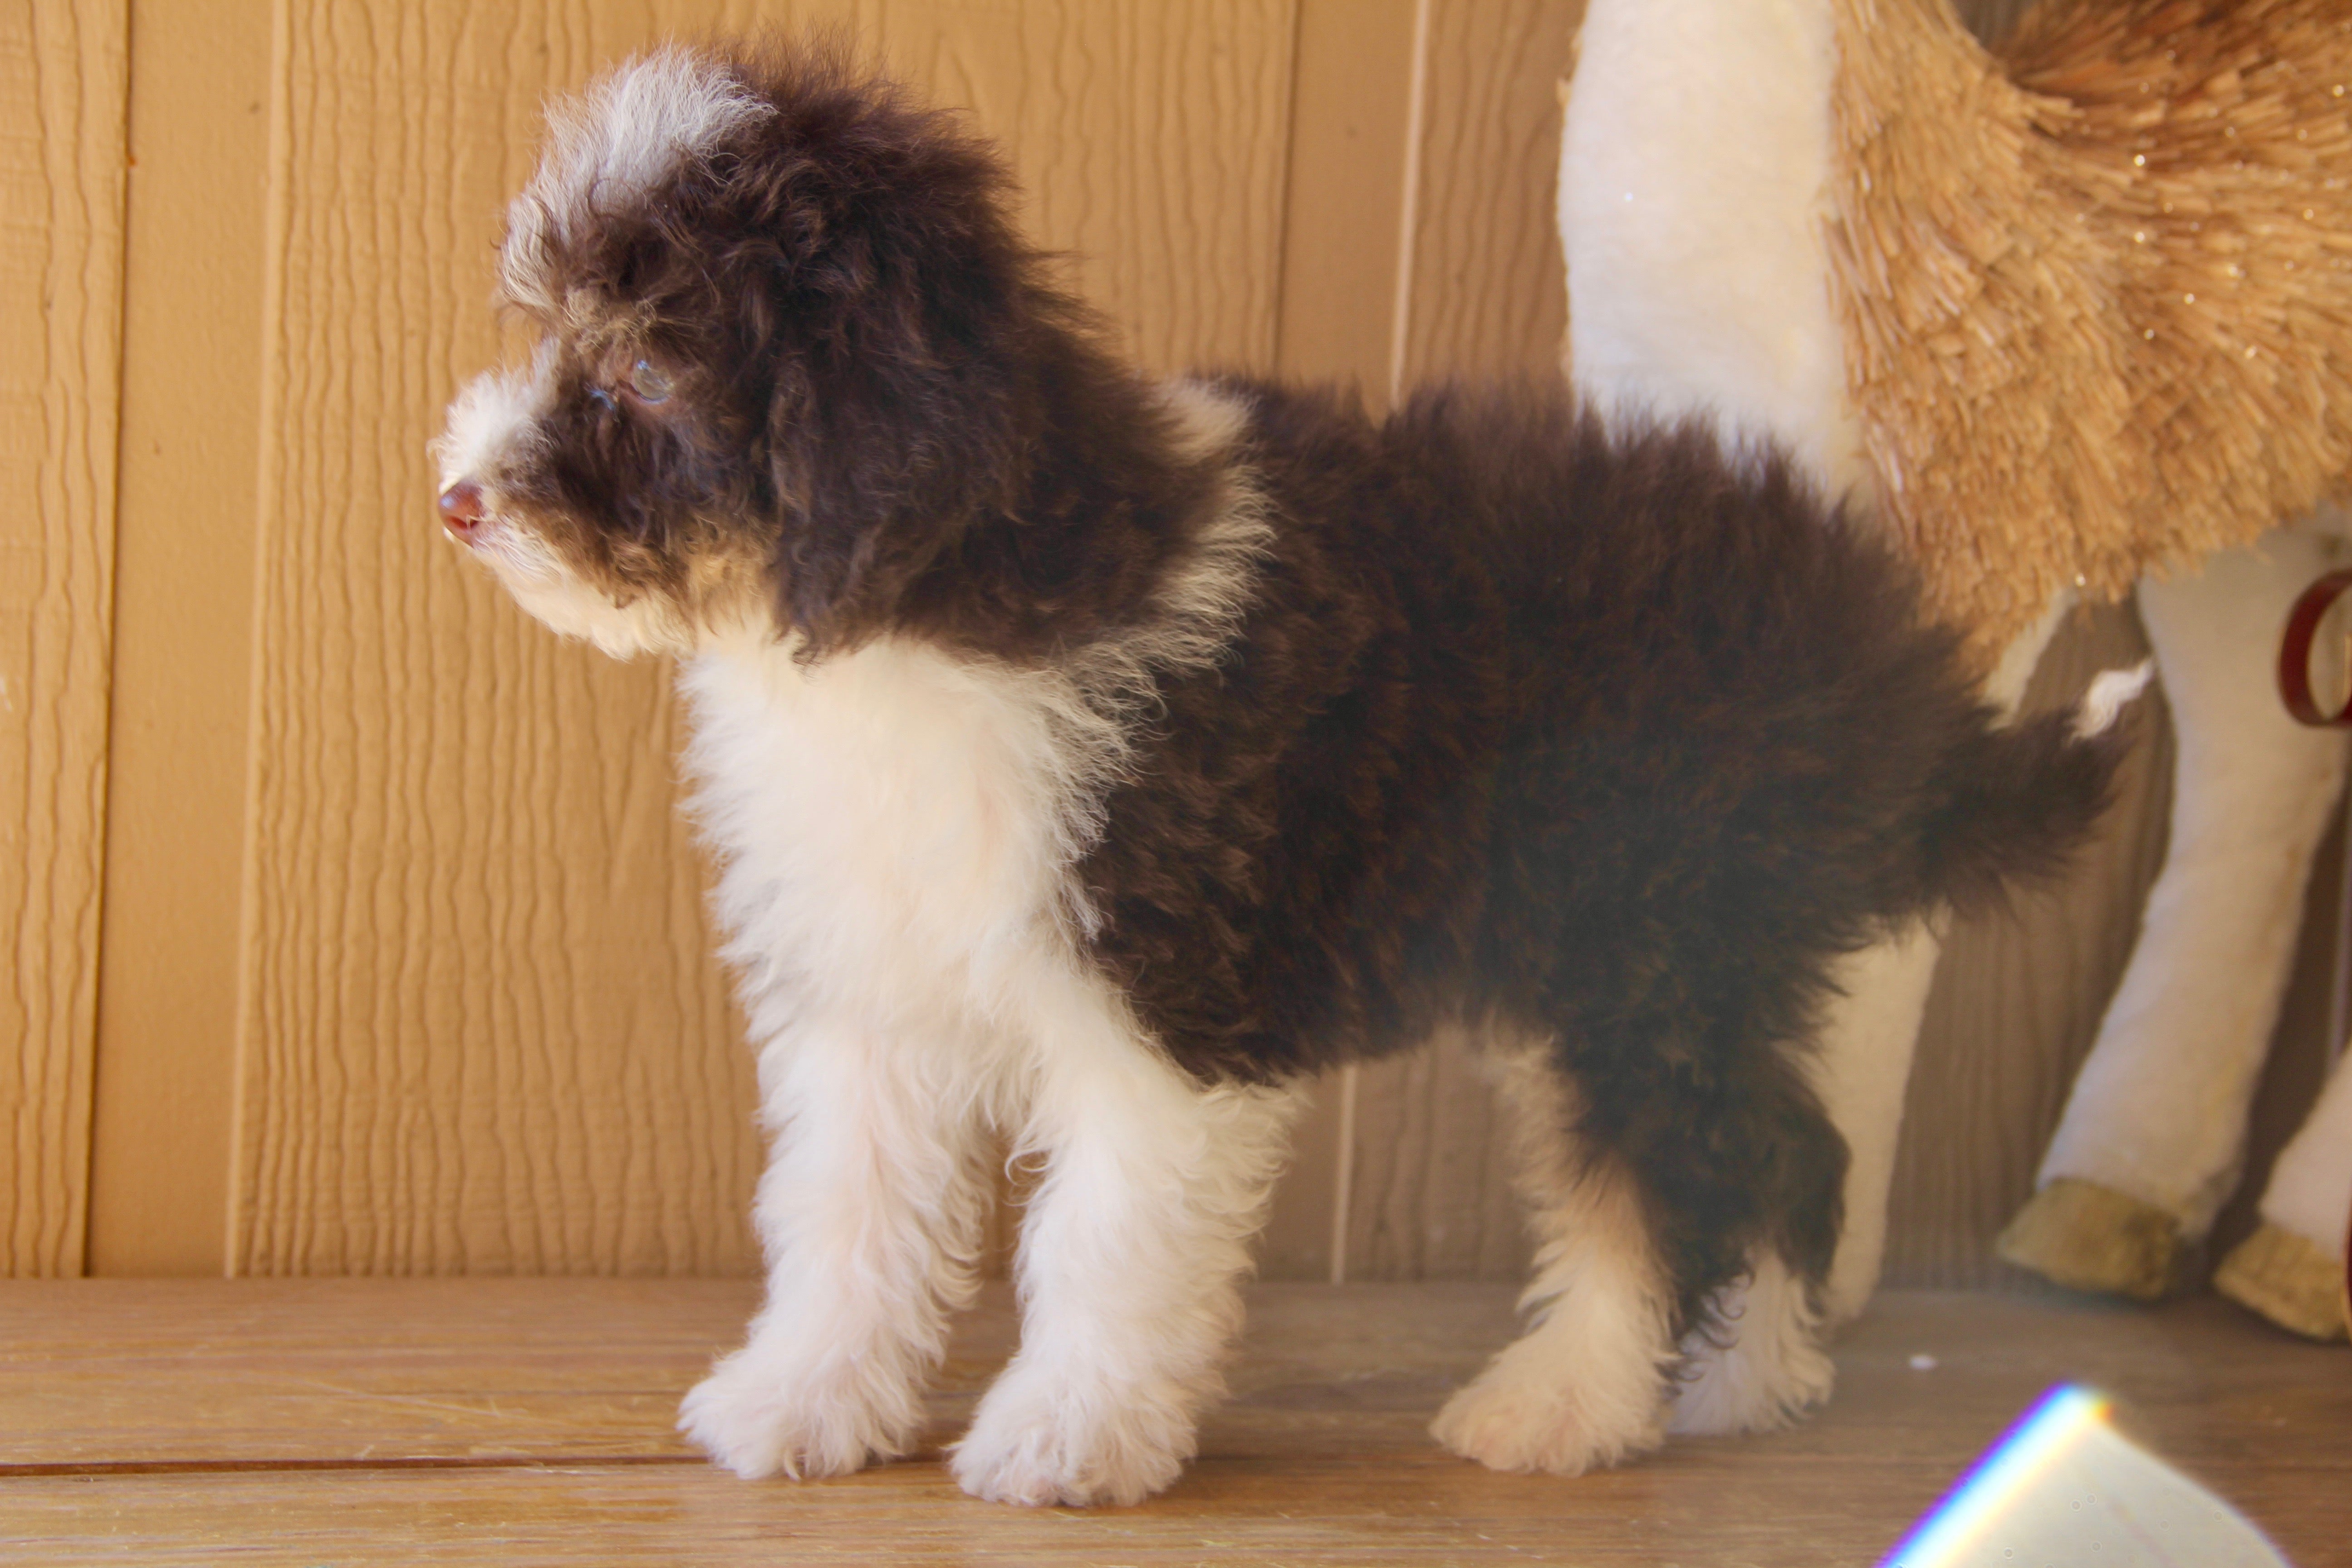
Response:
1878,1384,2290,1568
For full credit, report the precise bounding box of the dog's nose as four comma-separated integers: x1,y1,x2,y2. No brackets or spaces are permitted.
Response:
438,480,487,541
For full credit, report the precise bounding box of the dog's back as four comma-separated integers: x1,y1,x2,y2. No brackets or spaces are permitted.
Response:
1091,378,2119,1075
1084,377,2126,1328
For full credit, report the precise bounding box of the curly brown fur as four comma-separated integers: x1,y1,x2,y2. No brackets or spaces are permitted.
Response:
435,40,2130,1503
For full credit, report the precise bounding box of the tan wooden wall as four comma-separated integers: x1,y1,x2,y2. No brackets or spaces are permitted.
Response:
87,0,1316,1280
4,0,2335,1285
1,0,127,1277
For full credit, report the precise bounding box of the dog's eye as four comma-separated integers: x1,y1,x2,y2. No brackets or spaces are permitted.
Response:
627,359,673,404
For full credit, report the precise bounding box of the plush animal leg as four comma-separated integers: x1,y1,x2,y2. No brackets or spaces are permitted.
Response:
2004,530,2351,1298
680,1019,993,1480
1813,596,2071,1322
2216,1049,2352,1342
952,1003,1295,1507
1434,1047,1677,1473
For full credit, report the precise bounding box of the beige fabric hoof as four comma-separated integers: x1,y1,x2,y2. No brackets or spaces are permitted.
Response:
2215,1223,2348,1343
1996,1178,2188,1302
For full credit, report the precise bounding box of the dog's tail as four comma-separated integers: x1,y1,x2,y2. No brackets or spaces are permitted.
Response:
1909,661,2152,916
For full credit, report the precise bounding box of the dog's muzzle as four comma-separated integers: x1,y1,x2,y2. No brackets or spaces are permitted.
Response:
438,480,488,543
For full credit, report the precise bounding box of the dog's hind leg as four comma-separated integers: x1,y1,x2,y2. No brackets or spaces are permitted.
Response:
679,1015,994,1481
1656,1040,1844,1438
1440,1026,1844,1466
1432,1043,1679,1474
951,982,1297,1507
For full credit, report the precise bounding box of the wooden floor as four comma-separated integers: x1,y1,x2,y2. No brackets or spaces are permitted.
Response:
0,1281,2341,1566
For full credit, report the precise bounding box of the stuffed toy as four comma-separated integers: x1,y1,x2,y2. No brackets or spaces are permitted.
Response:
1558,0,2352,1334
2214,1051,2352,1339
2215,580,2352,1342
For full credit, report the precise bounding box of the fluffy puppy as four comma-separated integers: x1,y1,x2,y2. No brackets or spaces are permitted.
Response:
434,43,2133,1507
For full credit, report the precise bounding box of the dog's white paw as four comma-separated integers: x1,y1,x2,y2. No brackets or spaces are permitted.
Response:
678,1341,924,1481
1431,1343,1667,1476
951,1362,1196,1507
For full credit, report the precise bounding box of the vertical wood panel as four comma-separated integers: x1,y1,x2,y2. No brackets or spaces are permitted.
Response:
233,0,777,1279
86,0,274,1277
1346,1028,1525,1281
1270,0,1417,406
0,0,128,1276
885,0,1295,377
230,0,1297,1276
1393,0,1578,389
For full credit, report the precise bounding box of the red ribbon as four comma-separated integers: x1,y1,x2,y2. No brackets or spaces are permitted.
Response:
2278,568,2352,726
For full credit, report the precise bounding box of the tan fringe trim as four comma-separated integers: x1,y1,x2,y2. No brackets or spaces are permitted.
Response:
1827,0,2352,666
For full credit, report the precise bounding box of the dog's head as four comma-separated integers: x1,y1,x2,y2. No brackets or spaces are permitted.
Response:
432,44,1057,657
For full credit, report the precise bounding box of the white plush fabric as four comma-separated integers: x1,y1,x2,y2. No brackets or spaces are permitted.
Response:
1561,0,1869,500
2040,530,2352,1235
2259,1047,2352,1256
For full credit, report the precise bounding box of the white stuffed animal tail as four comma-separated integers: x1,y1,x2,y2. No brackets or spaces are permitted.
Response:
2073,660,2155,740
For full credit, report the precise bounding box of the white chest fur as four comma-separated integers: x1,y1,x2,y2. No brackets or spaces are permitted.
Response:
678,634,1101,1050
671,629,1302,1513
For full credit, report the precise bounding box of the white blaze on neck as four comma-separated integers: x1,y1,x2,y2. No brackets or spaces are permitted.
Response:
1561,0,1867,500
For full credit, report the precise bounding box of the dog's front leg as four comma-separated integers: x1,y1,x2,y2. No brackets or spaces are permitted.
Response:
952,1004,1296,1507
681,1017,991,1480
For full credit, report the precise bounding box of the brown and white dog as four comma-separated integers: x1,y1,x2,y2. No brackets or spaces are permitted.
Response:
433,43,2136,1507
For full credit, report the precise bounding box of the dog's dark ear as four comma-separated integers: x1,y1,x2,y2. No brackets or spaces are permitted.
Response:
764,297,1024,652
753,90,1039,654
